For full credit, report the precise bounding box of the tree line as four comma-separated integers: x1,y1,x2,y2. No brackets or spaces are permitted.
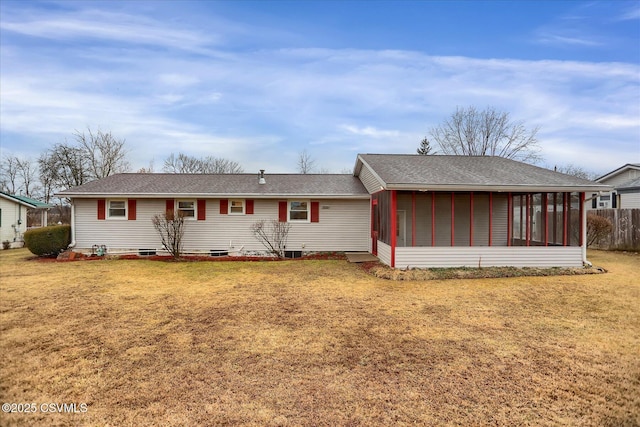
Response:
1,106,598,207
0,127,249,206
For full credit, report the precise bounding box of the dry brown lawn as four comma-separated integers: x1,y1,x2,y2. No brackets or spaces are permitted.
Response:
0,249,638,426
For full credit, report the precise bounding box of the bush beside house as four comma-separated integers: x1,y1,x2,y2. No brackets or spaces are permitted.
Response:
23,225,71,257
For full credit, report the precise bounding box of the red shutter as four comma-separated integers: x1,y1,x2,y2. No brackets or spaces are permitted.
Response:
220,199,228,215
278,201,288,222
128,199,137,220
166,199,174,216
197,199,206,220
246,199,254,215
311,201,319,223
97,199,106,220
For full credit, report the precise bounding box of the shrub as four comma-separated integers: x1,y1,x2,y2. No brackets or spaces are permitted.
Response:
23,225,71,257
587,213,613,247
151,211,185,259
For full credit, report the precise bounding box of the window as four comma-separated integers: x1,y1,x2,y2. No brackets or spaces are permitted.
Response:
108,200,126,218
600,194,610,201
229,199,245,214
177,200,196,218
289,200,309,222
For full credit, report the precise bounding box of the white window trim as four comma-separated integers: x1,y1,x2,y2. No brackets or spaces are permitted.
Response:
288,200,310,223
107,199,127,220
228,199,245,215
176,199,197,220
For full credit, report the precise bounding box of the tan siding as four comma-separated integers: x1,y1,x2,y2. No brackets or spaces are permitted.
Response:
358,165,384,194
434,193,452,246
621,192,640,209
395,246,582,268
74,198,369,253
472,194,490,246
601,169,640,187
454,194,470,246
491,194,509,246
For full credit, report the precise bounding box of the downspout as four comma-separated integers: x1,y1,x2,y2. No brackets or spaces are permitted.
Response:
582,192,603,267
68,201,76,248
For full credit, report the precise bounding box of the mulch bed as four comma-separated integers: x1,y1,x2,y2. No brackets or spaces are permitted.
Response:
360,261,607,280
32,251,347,263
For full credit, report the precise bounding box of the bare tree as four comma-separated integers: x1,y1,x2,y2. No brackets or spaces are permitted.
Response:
151,211,186,259
430,106,541,163
250,219,291,258
416,137,435,155
163,153,243,173
74,128,130,179
40,142,89,190
0,156,21,194
297,150,316,174
38,152,59,204
552,164,597,180
16,158,40,197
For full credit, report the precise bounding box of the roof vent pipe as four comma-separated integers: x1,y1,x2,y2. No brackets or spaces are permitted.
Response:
259,169,266,185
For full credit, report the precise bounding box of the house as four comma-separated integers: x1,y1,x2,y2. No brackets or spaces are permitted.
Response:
57,154,609,267
0,191,50,248
56,172,371,257
588,164,640,209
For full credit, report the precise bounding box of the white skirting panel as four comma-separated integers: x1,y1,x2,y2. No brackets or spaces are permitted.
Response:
392,246,583,268
377,241,392,266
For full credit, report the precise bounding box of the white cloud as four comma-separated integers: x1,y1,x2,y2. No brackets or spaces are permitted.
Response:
1,3,638,175
340,125,400,138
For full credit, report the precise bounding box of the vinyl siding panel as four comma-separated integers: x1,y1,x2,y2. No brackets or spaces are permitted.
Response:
620,192,640,209
0,198,28,243
358,165,385,194
394,246,582,268
73,198,369,253
377,241,392,266
601,169,640,187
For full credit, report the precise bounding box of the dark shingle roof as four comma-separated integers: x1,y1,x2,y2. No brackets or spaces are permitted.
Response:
357,154,609,191
57,173,369,198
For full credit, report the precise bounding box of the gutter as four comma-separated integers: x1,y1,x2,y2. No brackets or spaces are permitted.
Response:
68,201,76,249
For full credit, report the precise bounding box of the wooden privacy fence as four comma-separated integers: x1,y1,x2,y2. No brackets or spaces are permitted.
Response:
591,209,640,250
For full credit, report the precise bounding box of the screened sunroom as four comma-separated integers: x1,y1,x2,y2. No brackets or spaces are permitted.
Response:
356,154,609,268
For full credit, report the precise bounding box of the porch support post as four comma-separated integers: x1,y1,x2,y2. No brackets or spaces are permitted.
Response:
469,192,474,246
391,190,397,268
489,192,493,246
526,193,531,247
543,193,548,246
450,192,455,247
431,192,435,247
579,192,585,247
553,193,557,244
411,191,416,247
581,192,587,264
507,193,512,247
563,192,568,246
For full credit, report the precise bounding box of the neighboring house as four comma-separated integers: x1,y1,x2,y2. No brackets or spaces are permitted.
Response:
57,154,609,268
0,191,50,248
588,164,640,210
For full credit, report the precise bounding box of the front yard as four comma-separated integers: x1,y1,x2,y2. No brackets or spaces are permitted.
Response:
0,249,638,426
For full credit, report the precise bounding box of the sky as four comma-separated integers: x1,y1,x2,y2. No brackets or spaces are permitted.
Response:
1,0,639,176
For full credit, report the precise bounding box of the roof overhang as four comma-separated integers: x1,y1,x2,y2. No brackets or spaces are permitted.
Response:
56,192,371,200
0,193,50,209
596,164,640,182
383,183,613,193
